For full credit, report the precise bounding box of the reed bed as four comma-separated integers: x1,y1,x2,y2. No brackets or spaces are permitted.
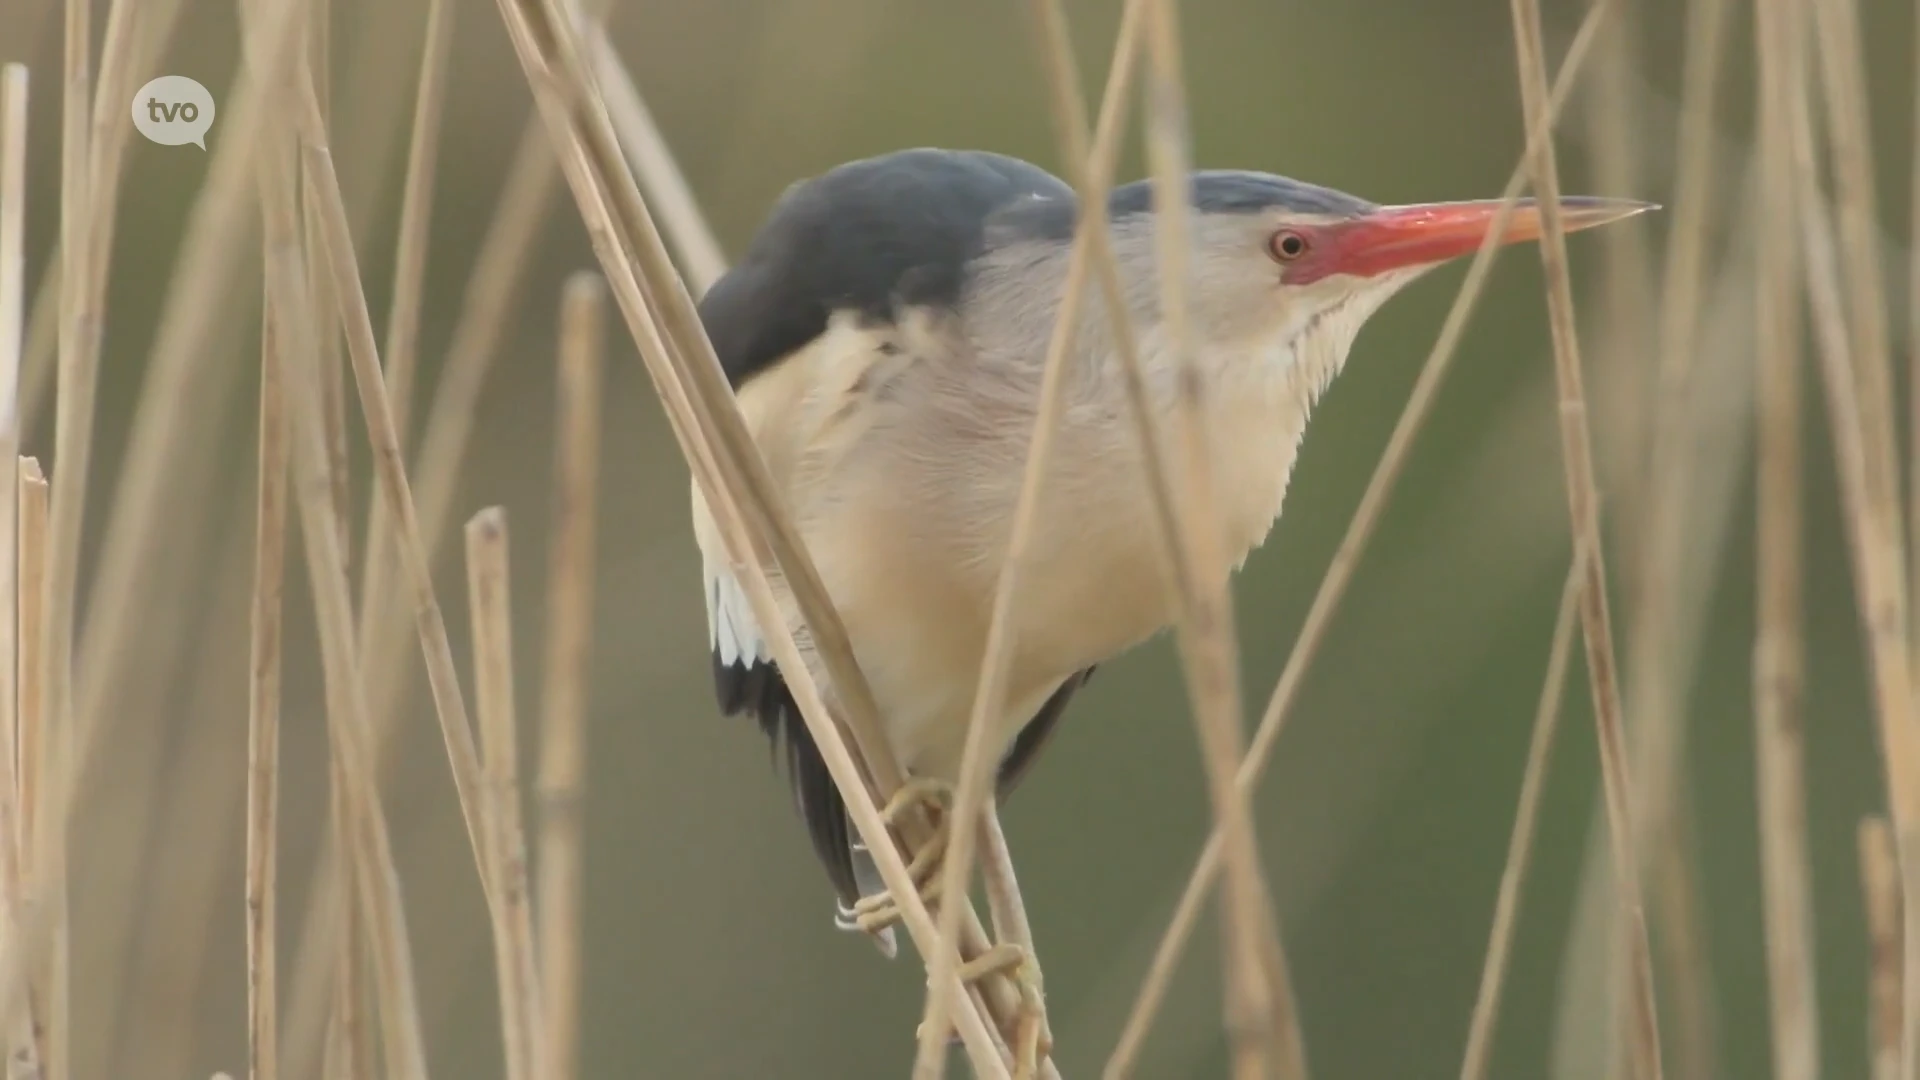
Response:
0,0,1906,1076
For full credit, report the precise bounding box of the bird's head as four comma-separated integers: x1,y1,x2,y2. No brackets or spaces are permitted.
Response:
1087,172,1654,380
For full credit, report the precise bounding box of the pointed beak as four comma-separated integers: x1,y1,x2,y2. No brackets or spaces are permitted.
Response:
1319,196,1657,281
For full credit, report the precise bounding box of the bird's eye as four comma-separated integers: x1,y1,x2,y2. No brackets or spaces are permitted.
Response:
1269,230,1310,262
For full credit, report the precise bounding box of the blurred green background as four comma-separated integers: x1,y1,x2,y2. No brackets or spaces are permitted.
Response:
2,0,1915,1076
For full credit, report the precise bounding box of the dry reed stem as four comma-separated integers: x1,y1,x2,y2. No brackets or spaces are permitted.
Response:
487,0,1019,1069
11,460,40,1078
1782,1,1920,1073
1865,817,1904,1080
1613,0,1731,1069
247,291,289,1080
321,753,360,1080
1913,0,1920,630
0,66,22,813
256,85,433,1080
1505,2,1664,1075
1623,0,1730,897
979,806,1036,970
583,23,727,294
0,66,37,1080
245,38,359,1080
379,0,455,459
352,114,557,701
1137,4,1296,1075
1103,8,1609,1071
306,0,353,573
1751,3,1819,1074
18,0,181,438
14,461,40,907
1808,0,1899,524
352,0,612,700
299,21,371,1080
294,75,495,895
339,0,456,787
535,271,605,1080
233,10,390,1080
467,509,547,1080
1027,0,1196,652
42,0,93,1067
910,0,1149,1068
1580,0,1656,531
1458,543,1587,1080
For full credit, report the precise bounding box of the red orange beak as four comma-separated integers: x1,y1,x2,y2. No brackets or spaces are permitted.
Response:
1302,196,1657,283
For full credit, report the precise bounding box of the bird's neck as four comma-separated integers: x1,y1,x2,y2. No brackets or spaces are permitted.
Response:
1127,328,1350,569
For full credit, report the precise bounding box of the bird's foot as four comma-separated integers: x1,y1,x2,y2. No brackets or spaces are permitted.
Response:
977,944,1051,1075
913,943,1052,1077
851,777,955,935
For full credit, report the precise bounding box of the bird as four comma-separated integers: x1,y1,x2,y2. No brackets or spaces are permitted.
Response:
690,147,1650,959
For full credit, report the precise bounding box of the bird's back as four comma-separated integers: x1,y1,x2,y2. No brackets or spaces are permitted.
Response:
697,148,1075,390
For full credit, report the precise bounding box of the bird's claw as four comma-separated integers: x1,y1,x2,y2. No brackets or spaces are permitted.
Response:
853,777,957,934
881,775,954,828
912,944,1052,1078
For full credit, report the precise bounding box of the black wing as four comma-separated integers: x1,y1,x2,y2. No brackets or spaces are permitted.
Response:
712,653,862,905
711,656,1097,909
995,667,1097,798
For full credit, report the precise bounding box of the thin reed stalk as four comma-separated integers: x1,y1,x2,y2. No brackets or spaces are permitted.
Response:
535,271,606,1080
13,458,41,1074
1609,0,1733,1069
911,0,1151,1069
367,0,453,541
1912,0,1920,626
1459,544,1586,1080
1752,1,1819,1073
1104,8,1609,1070
383,0,456,438
256,72,433,1078
20,0,185,439
0,65,23,823
1506,2,1664,1075
1783,0,1920,1075
41,0,95,1067
467,509,547,1080
583,23,727,294
1864,817,1904,1080
294,70,494,892
301,18,372,1080
0,64,38,1080
351,112,556,706
306,0,353,569
247,231,291,1080
487,0,1023,1068
1142,5,1297,1075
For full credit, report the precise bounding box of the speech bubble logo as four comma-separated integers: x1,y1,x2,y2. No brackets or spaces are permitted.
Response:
131,75,216,150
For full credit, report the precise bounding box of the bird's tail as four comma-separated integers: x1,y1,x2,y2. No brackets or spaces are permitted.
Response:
836,832,898,958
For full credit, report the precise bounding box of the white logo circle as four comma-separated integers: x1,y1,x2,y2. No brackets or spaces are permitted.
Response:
131,75,216,149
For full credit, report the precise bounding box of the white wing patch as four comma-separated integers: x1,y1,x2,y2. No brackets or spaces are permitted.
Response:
705,557,768,669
